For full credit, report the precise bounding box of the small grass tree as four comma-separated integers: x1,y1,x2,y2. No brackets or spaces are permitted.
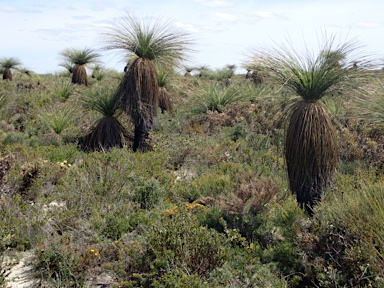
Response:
248,34,374,213
59,48,100,86
103,13,193,152
79,84,129,152
0,57,21,81
157,66,173,113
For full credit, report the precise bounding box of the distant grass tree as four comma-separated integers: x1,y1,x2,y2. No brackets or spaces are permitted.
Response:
59,48,100,86
157,67,173,113
249,35,373,213
103,13,193,152
0,57,21,81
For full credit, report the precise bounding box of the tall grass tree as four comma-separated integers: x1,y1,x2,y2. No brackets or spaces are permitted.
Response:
60,48,100,86
248,35,375,213
103,13,193,152
0,57,21,81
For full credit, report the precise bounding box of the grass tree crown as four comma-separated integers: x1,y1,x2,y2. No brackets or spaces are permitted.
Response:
60,47,100,66
0,57,22,70
102,13,194,66
248,34,376,102
0,57,22,80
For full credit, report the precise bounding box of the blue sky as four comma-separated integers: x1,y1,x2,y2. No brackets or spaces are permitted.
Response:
1,0,383,74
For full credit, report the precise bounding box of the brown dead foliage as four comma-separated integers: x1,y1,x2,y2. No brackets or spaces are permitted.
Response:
196,170,280,215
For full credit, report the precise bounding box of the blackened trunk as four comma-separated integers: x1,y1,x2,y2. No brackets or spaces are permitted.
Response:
133,118,153,152
3,69,12,80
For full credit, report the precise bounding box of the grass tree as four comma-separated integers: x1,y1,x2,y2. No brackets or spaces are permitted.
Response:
157,67,173,113
59,48,100,86
248,35,373,213
103,13,193,152
196,65,210,77
0,57,21,81
79,85,129,152
59,61,76,76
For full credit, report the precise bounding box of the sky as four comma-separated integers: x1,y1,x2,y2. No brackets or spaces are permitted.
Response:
0,0,383,74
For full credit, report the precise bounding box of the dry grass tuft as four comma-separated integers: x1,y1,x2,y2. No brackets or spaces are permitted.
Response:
197,170,280,215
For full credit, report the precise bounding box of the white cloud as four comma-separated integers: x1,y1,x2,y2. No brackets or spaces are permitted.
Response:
2,0,384,74
72,15,93,20
0,6,42,13
201,25,227,32
192,0,233,8
174,22,199,33
251,11,288,20
209,12,238,22
354,22,381,28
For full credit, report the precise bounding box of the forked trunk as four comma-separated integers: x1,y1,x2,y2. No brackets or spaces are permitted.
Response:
72,65,88,86
285,101,338,214
2,68,12,80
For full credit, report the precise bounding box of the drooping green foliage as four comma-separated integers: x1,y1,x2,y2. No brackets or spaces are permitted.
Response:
103,13,193,66
0,57,22,81
191,83,246,113
37,103,79,142
79,85,129,152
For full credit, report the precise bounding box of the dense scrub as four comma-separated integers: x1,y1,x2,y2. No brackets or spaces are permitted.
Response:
0,70,383,287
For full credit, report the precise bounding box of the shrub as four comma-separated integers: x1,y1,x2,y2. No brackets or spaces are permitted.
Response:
178,172,233,202
51,78,75,100
151,268,209,288
304,179,384,287
190,83,246,114
146,209,228,281
254,196,306,284
101,207,132,240
129,176,165,210
33,241,84,287
37,103,80,143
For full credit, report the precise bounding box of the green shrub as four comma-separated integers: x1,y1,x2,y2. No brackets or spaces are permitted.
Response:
146,209,228,281
33,241,84,287
254,196,306,284
151,268,209,288
37,103,80,142
101,208,132,240
178,172,233,202
190,83,246,114
129,176,165,210
0,194,43,251
306,179,384,287
51,78,75,100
